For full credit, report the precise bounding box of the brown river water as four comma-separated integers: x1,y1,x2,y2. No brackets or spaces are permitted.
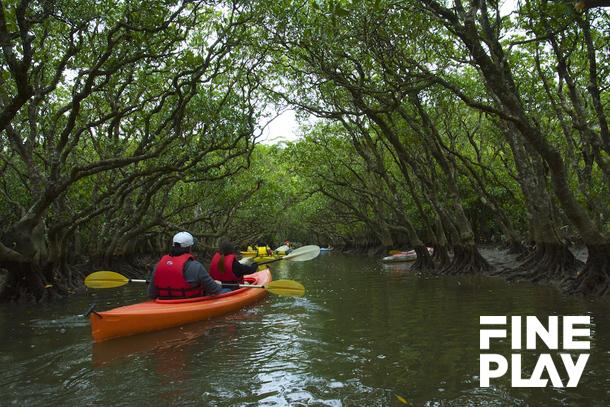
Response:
1,251,609,406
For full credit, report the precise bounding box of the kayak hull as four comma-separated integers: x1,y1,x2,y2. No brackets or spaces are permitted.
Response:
382,254,417,263
382,247,434,263
253,254,284,262
90,269,271,342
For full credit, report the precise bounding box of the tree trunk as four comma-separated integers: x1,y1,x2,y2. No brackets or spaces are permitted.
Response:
496,123,579,281
565,244,610,296
421,0,610,295
0,261,61,303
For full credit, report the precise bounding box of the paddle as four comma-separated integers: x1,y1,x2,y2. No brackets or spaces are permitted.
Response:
84,271,305,296
252,245,320,266
275,245,290,252
222,280,304,296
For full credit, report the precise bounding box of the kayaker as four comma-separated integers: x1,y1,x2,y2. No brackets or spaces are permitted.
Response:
256,243,273,257
209,240,259,289
148,232,228,299
256,244,268,257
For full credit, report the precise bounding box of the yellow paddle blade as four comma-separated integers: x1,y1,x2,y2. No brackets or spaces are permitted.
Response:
84,271,130,289
266,279,305,297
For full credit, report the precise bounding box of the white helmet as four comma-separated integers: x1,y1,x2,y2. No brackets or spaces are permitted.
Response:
172,231,195,248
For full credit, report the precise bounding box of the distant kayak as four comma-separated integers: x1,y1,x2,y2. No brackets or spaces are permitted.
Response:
382,252,416,263
382,247,434,263
253,254,284,262
89,269,271,342
320,247,333,252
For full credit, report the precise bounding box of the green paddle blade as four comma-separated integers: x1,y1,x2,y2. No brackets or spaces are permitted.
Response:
85,271,130,289
265,279,305,297
282,245,320,262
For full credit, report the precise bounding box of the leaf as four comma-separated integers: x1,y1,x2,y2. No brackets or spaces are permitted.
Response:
334,5,350,17
396,394,409,404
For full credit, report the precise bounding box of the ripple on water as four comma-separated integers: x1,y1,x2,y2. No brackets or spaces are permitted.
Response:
271,296,329,313
30,314,89,329
2,254,610,406
1,342,94,406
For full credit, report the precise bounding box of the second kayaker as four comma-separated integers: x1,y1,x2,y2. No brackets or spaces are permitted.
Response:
148,232,228,299
209,239,259,288
256,243,274,257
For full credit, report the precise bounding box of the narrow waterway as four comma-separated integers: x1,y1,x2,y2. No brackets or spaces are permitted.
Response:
1,253,609,406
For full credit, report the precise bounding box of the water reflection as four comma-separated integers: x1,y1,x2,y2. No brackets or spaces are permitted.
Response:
1,254,609,405
92,308,264,366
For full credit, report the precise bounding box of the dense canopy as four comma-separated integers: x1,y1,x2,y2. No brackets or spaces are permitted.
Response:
1,0,609,301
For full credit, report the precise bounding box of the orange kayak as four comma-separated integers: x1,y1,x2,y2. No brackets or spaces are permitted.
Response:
89,269,271,342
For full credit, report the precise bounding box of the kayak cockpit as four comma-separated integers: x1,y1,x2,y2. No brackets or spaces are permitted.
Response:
154,276,257,304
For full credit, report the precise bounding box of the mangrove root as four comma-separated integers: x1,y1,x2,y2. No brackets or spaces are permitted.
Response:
440,245,491,275
563,244,610,296
502,243,579,283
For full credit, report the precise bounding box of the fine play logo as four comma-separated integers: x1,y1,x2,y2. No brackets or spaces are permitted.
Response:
479,316,590,388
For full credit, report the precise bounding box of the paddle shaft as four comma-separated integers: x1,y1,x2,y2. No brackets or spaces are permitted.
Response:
222,283,265,288
119,278,262,289
256,257,283,266
257,252,312,265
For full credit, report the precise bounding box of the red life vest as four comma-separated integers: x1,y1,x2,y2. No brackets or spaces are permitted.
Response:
153,253,203,298
209,252,243,284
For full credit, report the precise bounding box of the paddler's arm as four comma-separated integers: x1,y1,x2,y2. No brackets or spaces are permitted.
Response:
184,260,223,295
232,258,259,277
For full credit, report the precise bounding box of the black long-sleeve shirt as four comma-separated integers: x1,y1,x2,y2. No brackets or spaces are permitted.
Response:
231,258,259,278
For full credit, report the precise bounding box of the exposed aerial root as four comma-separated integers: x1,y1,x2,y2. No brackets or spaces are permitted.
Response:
504,240,528,255
411,245,435,272
563,244,609,296
440,245,491,275
501,244,579,283
432,245,451,269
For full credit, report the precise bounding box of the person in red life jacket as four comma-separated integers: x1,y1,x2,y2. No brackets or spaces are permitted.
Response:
209,240,259,290
148,232,228,299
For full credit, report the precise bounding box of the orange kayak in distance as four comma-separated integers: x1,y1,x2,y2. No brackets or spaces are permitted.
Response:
89,269,271,342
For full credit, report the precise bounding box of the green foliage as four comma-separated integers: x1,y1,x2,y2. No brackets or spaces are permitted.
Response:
1,0,609,280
